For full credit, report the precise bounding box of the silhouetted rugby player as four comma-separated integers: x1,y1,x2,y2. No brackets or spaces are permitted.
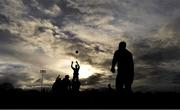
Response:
111,41,134,93
71,61,80,81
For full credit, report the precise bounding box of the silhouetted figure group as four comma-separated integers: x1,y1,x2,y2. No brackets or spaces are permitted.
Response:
52,61,81,95
52,41,134,96
52,75,62,94
111,41,134,94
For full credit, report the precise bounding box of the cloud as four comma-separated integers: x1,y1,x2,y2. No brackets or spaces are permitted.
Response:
1,0,180,92
0,63,32,87
81,74,103,85
0,14,10,24
140,46,180,63
80,73,115,88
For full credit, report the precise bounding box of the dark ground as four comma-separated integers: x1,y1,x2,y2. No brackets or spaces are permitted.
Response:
0,87,180,109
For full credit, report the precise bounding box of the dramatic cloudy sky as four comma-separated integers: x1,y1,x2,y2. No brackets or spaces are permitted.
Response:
1,0,180,92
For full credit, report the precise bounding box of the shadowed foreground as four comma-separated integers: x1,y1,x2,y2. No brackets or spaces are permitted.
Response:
0,87,180,109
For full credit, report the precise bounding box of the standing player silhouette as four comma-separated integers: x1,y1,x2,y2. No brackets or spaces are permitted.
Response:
111,41,134,94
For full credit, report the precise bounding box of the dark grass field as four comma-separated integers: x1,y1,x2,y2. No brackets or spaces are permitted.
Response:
0,88,180,109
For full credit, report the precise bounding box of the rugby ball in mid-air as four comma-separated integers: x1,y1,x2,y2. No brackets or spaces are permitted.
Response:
75,50,79,54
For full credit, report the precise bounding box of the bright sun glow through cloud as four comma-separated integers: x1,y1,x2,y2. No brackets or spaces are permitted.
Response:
79,64,95,79
46,57,101,79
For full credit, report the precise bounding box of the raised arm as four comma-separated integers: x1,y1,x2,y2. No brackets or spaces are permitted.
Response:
56,75,60,81
71,61,75,69
76,61,80,69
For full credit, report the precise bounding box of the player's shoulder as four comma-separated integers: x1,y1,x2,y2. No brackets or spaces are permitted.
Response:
115,50,120,54
126,49,133,55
